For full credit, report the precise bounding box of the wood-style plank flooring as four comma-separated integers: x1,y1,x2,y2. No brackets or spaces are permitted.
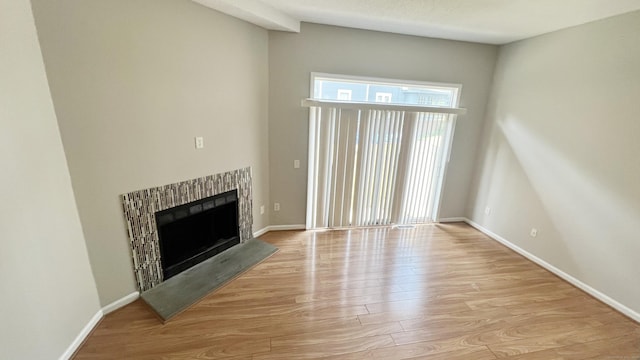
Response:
75,223,640,359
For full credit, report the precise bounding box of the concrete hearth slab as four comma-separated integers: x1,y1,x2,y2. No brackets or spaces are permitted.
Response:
141,238,278,322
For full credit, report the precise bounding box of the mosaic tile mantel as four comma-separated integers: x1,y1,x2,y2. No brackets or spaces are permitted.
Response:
121,167,253,292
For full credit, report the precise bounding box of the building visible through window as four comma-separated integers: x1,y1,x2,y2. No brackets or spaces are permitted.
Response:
312,73,459,107
337,89,352,101
375,92,392,103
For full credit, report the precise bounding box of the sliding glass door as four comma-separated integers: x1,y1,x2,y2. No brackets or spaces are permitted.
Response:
305,74,463,229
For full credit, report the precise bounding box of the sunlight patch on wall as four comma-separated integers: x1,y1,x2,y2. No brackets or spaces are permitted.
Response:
498,116,640,293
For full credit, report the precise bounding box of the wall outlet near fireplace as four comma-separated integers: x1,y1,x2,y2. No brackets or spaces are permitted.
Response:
260,205,265,215
194,136,204,149
274,203,280,211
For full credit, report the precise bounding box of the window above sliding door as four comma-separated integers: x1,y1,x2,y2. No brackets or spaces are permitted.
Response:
311,73,460,107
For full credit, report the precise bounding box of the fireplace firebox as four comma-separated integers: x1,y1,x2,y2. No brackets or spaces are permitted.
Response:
155,189,240,280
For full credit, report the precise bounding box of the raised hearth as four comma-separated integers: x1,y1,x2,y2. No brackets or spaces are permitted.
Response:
141,238,277,322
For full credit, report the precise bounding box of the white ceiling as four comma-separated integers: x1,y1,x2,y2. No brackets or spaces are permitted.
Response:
194,0,640,44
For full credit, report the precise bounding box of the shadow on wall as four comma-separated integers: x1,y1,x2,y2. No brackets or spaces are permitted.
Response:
497,115,640,293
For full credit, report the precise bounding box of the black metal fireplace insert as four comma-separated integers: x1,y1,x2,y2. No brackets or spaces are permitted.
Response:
155,189,240,280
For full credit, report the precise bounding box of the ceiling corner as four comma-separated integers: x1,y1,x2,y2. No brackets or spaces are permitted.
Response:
192,0,300,32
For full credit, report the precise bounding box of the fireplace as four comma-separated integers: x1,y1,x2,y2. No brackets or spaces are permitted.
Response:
156,189,240,280
121,167,253,292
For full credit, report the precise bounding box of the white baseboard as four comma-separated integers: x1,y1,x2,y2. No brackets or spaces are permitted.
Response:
464,218,640,323
269,224,306,231
253,226,269,238
59,291,140,359
59,310,102,360
253,224,306,237
437,217,467,223
102,291,139,315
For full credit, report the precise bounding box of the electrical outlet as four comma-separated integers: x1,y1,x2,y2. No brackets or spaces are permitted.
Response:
194,136,204,149
274,203,280,211
530,228,538,238
484,207,491,215
260,205,264,215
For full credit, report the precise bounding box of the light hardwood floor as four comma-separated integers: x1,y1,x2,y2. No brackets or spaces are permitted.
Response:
75,223,640,359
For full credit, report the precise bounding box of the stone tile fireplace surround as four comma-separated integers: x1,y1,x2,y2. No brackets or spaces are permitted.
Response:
121,167,253,292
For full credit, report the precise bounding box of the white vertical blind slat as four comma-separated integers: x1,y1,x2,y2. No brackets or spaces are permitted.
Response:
356,110,372,226
381,113,394,222
356,111,367,226
398,113,417,224
337,112,348,226
424,114,444,220
364,111,377,225
415,112,435,222
420,112,439,222
380,112,395,224
384,111,403,224
367,110,380,225
377,111,388,224
405,116,423,223
308,106,454,229
307,107,320,228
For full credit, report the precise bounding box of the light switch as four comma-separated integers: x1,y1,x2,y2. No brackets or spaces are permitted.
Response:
195,137,204,149
294,160,300,169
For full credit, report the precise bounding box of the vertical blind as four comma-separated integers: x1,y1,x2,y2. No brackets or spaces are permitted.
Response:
305,100,462,229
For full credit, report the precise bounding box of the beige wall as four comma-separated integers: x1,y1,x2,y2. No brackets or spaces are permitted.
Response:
268,23,498,225
468,11,640,314
31,0,270,306
0,0,101,358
